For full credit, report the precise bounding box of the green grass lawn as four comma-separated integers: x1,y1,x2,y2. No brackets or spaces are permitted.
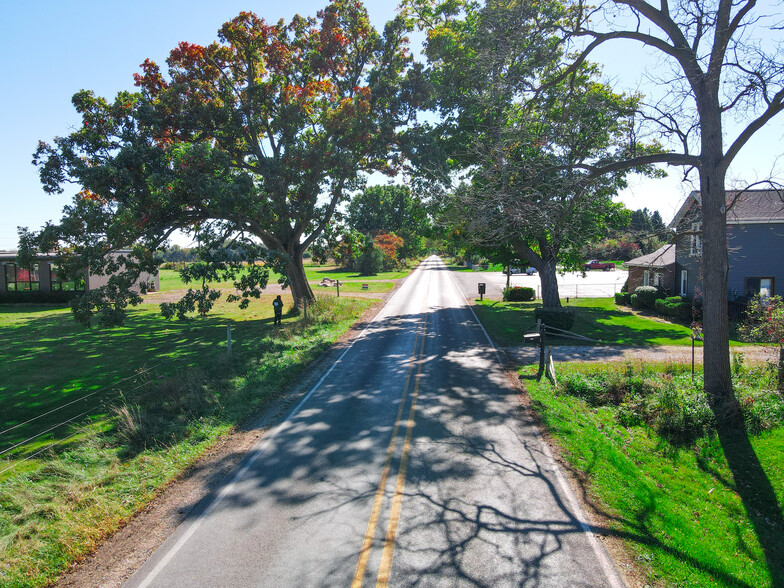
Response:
0,295,376,586
524,362,784,587
157,263,409,292
473,297,745,347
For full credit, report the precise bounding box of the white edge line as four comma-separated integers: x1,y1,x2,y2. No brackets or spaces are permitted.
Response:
135,265,421,588
443,260,625,588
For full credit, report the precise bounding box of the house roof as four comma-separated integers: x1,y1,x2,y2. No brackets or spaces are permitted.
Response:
624,244,675,269
670,189,784,228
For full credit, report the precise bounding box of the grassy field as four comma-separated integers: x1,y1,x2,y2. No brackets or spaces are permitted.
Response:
523,362,784,587
0,295,376,586
157,263,407,293
473,297,747,347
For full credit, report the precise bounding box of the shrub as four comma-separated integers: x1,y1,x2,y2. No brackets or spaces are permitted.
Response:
632,285,662,309
0,290,78,304
655,296,693,322
504,286,535,302
559,364,784,446
614,292,632,306
534,307,575,331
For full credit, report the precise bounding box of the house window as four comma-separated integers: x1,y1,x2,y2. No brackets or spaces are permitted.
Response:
643,270,650,287
653,272,663,287
680,270,688,297
690,222,702,256
50,264,85,291
4,263,40,292
745,277,775,299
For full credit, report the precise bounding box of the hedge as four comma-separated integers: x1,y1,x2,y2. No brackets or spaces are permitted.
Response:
614,292,632,306
534,307,575,331
0,291,78,304
632,285,662,310
504,286,536,302
654,296,694,322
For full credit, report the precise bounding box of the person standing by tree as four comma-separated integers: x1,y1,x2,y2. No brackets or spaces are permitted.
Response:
272,295,284,326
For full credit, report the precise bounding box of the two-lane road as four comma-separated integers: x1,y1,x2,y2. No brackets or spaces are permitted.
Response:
126,256,622,587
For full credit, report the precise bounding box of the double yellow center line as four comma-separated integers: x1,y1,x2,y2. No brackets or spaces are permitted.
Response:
352,284,429,587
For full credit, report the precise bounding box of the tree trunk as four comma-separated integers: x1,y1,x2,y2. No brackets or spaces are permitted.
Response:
539,256,561,308
699,114,735,419
285,250,314,309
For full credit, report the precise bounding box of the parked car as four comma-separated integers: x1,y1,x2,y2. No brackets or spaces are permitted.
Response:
525,267,537,275
503,267,522,275
584,260,615,271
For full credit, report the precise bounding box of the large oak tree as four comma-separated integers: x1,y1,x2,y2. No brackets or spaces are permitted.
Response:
31,1,418,324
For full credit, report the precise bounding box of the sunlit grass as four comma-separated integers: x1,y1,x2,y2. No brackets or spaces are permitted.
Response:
474,297,746,347
523,362,784,587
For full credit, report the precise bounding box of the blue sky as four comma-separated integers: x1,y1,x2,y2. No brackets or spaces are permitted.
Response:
1,1,782,250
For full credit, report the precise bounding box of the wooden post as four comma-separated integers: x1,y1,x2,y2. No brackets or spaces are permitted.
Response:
226,324,232,356
536,320,546,381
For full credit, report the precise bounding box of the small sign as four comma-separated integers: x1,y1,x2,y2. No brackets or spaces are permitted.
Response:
362,283,369,290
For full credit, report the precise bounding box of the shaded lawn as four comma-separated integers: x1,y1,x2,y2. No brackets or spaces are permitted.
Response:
524,362,784,587
0,295,300,458
473,297,743,347
0,295,376,586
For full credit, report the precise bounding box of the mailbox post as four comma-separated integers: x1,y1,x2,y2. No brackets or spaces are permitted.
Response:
478,282,486,301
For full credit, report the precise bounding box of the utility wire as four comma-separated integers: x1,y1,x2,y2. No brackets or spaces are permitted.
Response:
0,363,163,438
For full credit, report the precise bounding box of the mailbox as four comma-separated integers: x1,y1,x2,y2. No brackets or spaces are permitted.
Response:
478,283,486,294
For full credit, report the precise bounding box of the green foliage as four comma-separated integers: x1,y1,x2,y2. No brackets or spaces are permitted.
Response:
404,0,661,306
503,286,535,302
356,235,385,276
347,185,430,258
654,296,693,322
614,292,632,306
524,363,784,586
632,285,662,309
534,307,575,331
740,295,784,345
30,2,418,321
558,363,784,445
0,291,78,304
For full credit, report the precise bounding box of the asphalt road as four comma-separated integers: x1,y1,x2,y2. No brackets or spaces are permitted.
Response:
125,256,623,587
452,267,629,301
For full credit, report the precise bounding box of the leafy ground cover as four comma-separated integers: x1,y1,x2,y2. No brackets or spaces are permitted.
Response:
474,298,745,347
523,362,784,587
0,295,375,587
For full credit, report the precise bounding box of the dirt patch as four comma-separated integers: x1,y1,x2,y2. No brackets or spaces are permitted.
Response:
55,287,397,587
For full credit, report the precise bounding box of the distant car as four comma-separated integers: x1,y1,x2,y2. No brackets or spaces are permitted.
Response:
584,260,615,271
503,267,522,275
525,267,538,275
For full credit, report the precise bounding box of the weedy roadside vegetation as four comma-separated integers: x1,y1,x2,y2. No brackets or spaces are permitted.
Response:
0,295,373,587
523,358,784,586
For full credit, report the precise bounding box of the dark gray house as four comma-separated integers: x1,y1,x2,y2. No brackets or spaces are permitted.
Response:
670,189,784,302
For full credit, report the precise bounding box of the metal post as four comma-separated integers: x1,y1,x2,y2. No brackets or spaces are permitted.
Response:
227,324,232,356
536,320,546,381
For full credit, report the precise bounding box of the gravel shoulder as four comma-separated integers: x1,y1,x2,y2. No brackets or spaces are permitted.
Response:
505,343,778,366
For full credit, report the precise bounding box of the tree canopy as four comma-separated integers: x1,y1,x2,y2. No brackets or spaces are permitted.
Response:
405,0,654,306
29,1,419,324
